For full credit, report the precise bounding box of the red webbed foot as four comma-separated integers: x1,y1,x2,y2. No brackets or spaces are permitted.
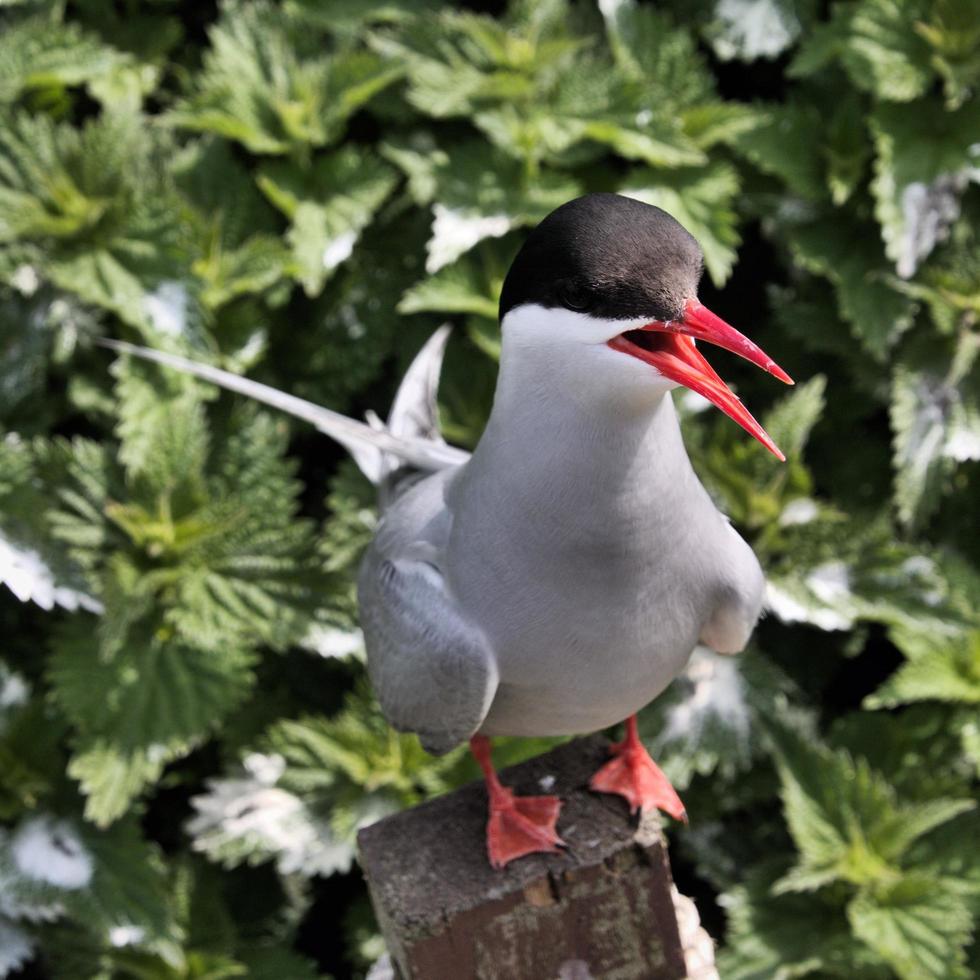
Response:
471,735,565,869
589,715,686,821
486,784,564,869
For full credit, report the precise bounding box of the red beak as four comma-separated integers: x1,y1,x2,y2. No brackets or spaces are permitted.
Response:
608,298,793,461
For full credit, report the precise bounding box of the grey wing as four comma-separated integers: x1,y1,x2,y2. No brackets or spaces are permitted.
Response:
358,546,498,756
699,522,766,655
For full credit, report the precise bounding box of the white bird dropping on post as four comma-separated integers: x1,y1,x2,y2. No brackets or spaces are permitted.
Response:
101,193,793,869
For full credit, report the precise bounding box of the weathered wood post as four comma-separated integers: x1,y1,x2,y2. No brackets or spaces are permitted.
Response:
358,736,713,979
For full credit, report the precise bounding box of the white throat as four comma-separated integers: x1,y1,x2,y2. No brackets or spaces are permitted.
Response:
457,305,700,517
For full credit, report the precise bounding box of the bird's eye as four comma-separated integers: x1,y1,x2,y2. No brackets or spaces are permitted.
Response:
560,282,591,311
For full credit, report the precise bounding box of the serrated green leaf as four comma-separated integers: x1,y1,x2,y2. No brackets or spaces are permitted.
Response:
680,102,761,150
867,627,980,707
0,111,186,327
915,0,980,110
871,98,980,279
174,137,279,244
823,89,872,205
790,216,916,360
0,15,127,103
384,139,577,271
383,6,704,170
195,235,292,312
602,0,713,99
71,818,180,949
733,102,826,201
67,742,177,828
397,254,500,321
257,148,397,296
848,873,973,980
890,355,980,528
50,618,255,822
763,721,974,892
167,2,399,154
112,357,211,490
792,0,933,102
762,375,826,459
718,861,889,980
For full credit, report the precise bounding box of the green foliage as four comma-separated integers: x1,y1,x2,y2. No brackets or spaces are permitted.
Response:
0,1,978,977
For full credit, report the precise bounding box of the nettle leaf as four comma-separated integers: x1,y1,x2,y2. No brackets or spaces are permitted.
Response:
66,742,181,829
679,102,761,151
704,0,807,63
71,817,179,950
111,357,212,490
185,751,355,879
893,214,980,334
173,138,291,311
718,860,890,980
268,685,466,806
871,99,980,279
765,514,969,637
791,0,933,103
50,377,324,656
620,163,740,286
386,138,577,272
0,431,101,614
0,813,177,951
175,139,279,248
763,722,974,893
257,147,397,296
0,14,127,104
789,215,916,360
196,236,293,312
890,356,980,528
848,873,973,980
382,6,704,170
733,102,826,201
167,1,400,155
0,111,187,327
867,626,980,708
829,705,976,805
913,0,980,110
600,1,714,110
287,0,441,34
764,374,827,460
50,616,256,824
397,251,501,322
824,89,872,206
681,374,826,535
374,4,582,121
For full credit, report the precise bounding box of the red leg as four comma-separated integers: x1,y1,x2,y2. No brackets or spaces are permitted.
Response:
470,735,564,869
589,715,686,821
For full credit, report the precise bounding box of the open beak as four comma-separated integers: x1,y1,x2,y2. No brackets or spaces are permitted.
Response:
608,298,793,461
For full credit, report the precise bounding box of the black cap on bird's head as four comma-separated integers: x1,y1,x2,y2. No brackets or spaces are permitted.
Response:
500,193,704,323
499,193,793,461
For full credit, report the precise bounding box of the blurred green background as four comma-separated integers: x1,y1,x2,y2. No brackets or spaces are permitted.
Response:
1,1,978,977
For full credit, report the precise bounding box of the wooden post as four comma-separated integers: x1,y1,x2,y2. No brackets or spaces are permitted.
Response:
357,736,693,979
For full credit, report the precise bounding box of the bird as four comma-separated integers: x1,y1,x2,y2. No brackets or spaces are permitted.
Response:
101,192,792,869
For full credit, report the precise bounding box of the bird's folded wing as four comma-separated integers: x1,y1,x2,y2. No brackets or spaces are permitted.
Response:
358,552,498,756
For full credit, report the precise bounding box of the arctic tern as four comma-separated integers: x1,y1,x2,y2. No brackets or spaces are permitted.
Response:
102,193,792,868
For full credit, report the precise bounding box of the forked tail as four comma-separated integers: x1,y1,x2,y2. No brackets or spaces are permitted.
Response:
97,332,469,486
